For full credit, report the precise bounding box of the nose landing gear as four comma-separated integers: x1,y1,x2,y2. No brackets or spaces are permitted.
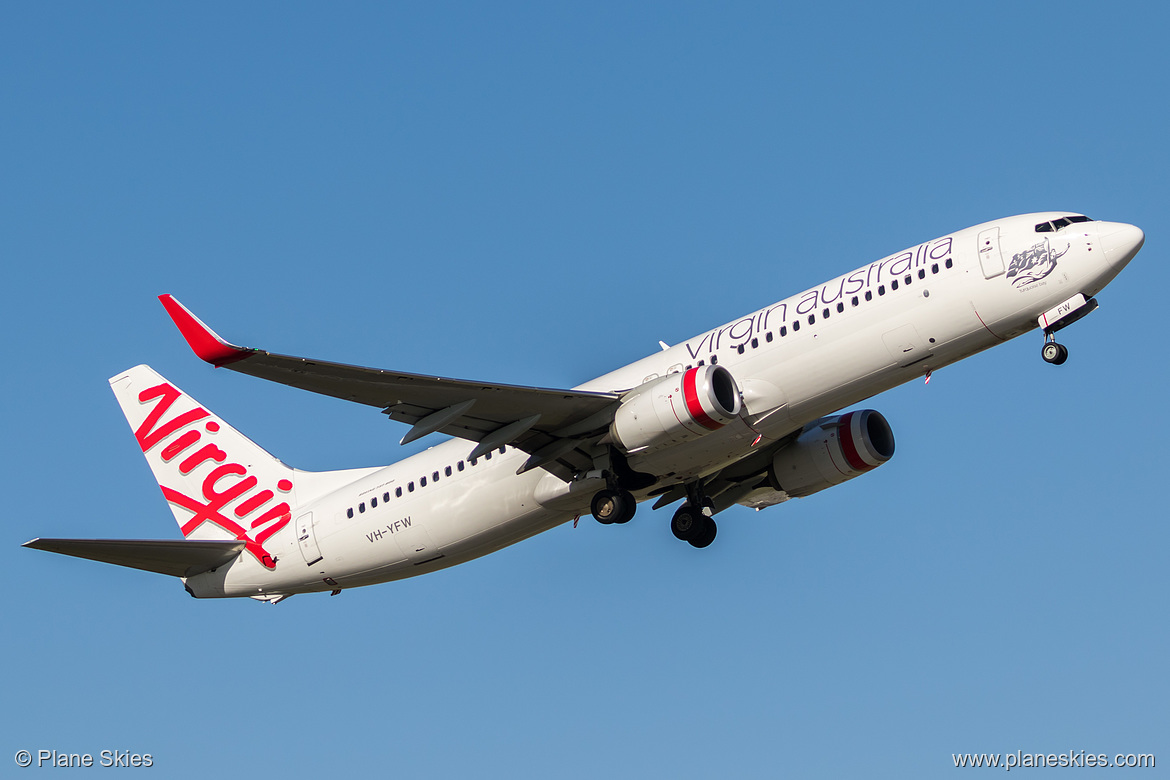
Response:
1041,336,1069,365
1037,293,1098,366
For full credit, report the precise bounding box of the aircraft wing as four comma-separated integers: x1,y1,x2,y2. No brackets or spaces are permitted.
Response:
159,295,621,479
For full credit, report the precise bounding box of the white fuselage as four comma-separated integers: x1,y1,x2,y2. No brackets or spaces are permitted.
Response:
185,213,1138,598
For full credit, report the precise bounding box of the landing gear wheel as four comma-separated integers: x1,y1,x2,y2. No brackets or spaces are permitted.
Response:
611,490,635,524
671,505,704,541
689,517,717,548
1041,341,1069,365
591,489,636,525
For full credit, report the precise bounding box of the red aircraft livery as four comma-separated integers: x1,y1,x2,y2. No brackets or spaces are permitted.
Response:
133,381,292,568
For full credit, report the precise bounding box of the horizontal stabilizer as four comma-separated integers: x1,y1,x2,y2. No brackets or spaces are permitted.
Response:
23,538,246,578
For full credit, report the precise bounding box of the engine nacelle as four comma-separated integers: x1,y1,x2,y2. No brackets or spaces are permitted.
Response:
610,365,742,454
767,410,895,498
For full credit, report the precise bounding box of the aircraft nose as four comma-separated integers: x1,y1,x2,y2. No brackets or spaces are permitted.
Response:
1098,222,1145,270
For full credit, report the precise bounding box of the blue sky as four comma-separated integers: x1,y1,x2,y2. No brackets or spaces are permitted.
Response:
3,3,1167,777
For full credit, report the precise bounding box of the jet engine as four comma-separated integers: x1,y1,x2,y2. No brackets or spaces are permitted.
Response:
610,365,742,454
767,410,894,497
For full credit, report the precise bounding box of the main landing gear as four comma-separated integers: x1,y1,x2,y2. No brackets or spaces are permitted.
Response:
589,476,718,549
671,503,717,548
591,488,636,525
1041,333,1069,365
670,482,716,548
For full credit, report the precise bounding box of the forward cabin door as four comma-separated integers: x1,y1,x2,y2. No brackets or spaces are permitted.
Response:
977,227,1005,278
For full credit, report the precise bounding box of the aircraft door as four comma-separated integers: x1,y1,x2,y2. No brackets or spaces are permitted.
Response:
296,512,323,566
977,227,1005,278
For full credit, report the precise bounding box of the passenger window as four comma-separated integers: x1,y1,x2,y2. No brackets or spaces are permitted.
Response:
750,338,758,349
433,471,439,481
793,320,801,331
470,458,478,466
347,507,353,519
408,482,415,492
383,492,390,502
891,280,899,290
420,476,427,487
836,302,844,313
485,451,492,461
904,274,911,285
945,258,953,268
918,269,926,280
396,487,403,498
499,447,506,454
780,326,788,336
697,359,704,366
765,332,773,342
457,461,464,471
445,466,452,477
711,354,718,364
821,308,829,319
865,291,873,301
878,285,886,296
737,344,745,354
359,502,365,513
851,296,858,306
931,263,939,274
371,497,377,508
807,314,815,325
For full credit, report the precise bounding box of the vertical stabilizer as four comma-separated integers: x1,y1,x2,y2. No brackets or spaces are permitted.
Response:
109,365,373,570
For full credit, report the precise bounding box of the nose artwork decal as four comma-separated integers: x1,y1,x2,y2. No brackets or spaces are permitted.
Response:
1007,238,1068,287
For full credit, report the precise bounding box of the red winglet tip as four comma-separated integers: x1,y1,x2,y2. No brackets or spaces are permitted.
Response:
158,295,252,367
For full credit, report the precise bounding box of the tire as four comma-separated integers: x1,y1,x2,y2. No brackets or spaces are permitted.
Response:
612,490,636,524
1042,342,1062,364
689,517,717,548
671,505,703,540
1052,343,1069,365
591,489,619,524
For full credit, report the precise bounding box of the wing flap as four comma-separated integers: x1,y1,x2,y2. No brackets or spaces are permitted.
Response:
23,538,246,578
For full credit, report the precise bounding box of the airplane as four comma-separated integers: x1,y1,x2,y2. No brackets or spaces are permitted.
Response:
24,213,1144,602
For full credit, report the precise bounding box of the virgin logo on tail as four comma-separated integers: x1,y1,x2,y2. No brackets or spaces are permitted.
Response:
135,382,291,569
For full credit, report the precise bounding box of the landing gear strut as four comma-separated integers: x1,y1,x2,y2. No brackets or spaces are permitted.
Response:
1041,332,1068,365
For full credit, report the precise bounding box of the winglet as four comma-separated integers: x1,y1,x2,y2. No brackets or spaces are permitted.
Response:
158,295,253,366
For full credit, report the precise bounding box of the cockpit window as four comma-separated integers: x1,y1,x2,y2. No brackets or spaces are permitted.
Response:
1036,215,1092,232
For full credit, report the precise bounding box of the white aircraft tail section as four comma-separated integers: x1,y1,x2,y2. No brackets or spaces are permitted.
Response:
109,365,377,570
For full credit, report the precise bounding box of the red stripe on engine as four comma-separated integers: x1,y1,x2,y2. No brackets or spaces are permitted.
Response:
682,368,723,431
838,411,872,472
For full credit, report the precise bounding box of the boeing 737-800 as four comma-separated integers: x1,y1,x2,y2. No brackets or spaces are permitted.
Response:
25,213,1144,602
